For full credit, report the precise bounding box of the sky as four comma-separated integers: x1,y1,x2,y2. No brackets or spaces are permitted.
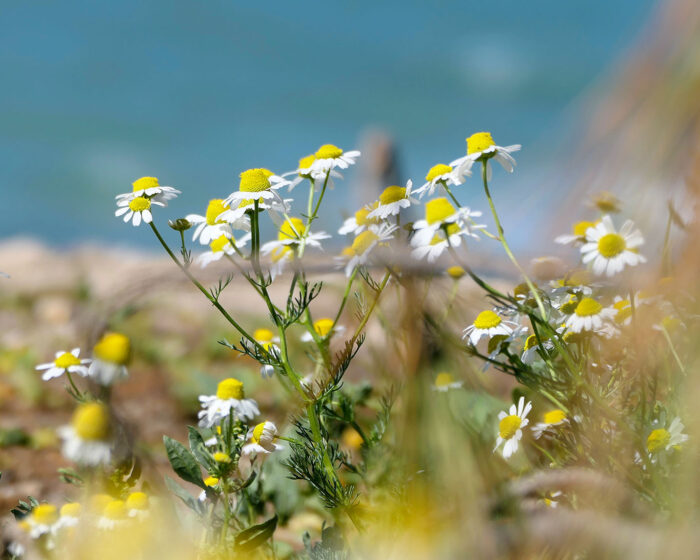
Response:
0,0,658,249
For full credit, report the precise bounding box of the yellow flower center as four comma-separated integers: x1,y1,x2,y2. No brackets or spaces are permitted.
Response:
354,204,380,226
543,409,566,425
239,168,273,192
204,476,219,487
313,318,335,337
271,245,293,263
341,427,363,449
499,415,521,439
55,352,81,369
278,217,306,241
425,197,455,225
254,328,275,343
33,504,59,525
434,372,455,387
573,221,595,237
72,402,110,441
125,492,148,511
210,234,230,253
251,421,267,444
315,144,343,159
351,230,379,256
523,334,538,351
205,199,227,226
447,266,465,279
425,164,452,182
379,185,406,205
103,500,127,520
298,154,315,170
94,332,131,365
216,378,244,400
466,132,495,155
597,233,626,258
473,310,502,330
128,196,151,212
90,494,113,512
213,452,231,463
132,176,159,192
574,298,602,317
560,296,579,315
60,503,81,518
647,428,670,453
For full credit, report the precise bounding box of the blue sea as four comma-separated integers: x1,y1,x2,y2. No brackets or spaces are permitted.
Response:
0,0,657,249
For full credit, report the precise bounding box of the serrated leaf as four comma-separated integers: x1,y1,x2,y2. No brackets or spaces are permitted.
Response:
164,476,205,515
163,436,206,489
235,515,277,552
187,426,214,470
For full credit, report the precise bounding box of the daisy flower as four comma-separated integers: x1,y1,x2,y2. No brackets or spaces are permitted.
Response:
254,328,280,350
125,492,150,520
450,132,521,181
197,233,251,268
647,417,688,453
115,195,164,226
462,309,519,346
301,318,345,342
432,372,463,392
521,334,554,365
532,409,568,439
310,144,361,177
282,153,343,190
55,503,81,531
367,180,418,219
338,202,382,236
186,199,249,245
260,217,330,256
59,402,114,467
36,348,90,381
410,218,482,262
343,223,397,277
494,396,532,459
241,421,284,455
554,220,597,246
413,163,466,198
580,215,645,277
26,504,60,539
411,197,485,250
198,378,260,428
88,332,131,386
565,297,615,333
116,176,180,203
222,168,288,221
97,499,130,531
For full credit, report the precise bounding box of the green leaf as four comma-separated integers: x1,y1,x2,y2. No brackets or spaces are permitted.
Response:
164,476,204,515
235,515,278,552
187,426,214,470
163,436,206,489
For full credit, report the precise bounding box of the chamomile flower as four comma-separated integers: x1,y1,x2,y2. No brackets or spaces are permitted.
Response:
532,409,568,439
367,180,418,219
87,332,130,386
115,195,164,226
411,219,482,262
36,348,90,381
59,402,114,467
450,132,521,181
222,168,287,219
554,220,597,246
241,421,284,455
125,492,150,520
26,504,60,539
97,499,129,530
413,163,466,198
197,233,251,268
521,334,554,365
198,378,260,428
462,310,519,346
647,417,688,453
310,144,361,177
116,176,180,203
254,328,280,350
565,297,615,333
432,372,463,392
282,154,343,189
186,199,249,245
494,396,531,459
411,198,485,250
343,223,397,277
300,318,345,342
338,203,382,236
260,217,330,255
56,503,81,530
580,215,646,277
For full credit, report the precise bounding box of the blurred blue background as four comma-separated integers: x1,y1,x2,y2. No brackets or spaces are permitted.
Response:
1,0,657,248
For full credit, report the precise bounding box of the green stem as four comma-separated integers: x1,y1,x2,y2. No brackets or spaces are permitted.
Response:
480,162,547,320
332,268,358,329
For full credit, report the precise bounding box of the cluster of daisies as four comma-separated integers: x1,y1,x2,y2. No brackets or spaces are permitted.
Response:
17,491,153,549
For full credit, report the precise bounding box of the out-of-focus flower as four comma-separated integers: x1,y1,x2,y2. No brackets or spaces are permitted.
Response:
565,297,614,333
36,348,90,381
580,215,645,277
494,396,531,459
59,402,114,467
88,332,131,385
